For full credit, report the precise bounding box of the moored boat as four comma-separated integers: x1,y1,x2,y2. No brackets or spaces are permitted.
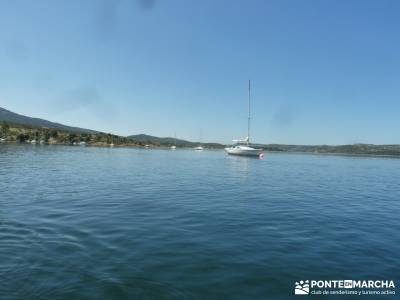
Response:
225,144,262,156
225,80,263,157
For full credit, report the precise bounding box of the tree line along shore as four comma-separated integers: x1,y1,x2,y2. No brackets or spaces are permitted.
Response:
1,121,400,156
0,122,143,147
0,121,220,148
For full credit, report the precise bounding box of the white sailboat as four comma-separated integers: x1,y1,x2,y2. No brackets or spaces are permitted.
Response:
225,80,263,157
194,130,204,151
170,133,177,150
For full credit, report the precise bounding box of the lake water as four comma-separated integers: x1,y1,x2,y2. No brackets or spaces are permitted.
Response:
0,144,399,299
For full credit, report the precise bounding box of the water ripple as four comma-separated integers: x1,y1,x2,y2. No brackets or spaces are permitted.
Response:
1,145,399,299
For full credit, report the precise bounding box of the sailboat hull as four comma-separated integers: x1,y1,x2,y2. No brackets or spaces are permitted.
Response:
225,146,262,156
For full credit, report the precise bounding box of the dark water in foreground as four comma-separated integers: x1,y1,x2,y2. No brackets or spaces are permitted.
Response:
0,144,399,299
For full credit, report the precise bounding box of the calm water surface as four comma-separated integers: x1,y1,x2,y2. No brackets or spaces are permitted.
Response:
0,144,399,299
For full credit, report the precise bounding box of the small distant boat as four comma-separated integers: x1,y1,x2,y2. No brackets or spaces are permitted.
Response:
194,130,204,151
39,140,45,144
110,143,114,147
225,80,263,157
0,138,5,142
145,144,150,148
171,133,177,150
78,141,86,146
31,139,37,144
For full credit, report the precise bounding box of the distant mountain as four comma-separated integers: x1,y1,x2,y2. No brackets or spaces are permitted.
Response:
127,134,225,148
0,107,97,134
127,134,191,145
257,143,400,156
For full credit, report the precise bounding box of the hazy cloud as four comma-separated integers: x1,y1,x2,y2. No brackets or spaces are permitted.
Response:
93,0,156,41
55,86,114,118
4,40,29,62
94,0,123,41
273,104,295,128
138,0,155,11
62,86,102,107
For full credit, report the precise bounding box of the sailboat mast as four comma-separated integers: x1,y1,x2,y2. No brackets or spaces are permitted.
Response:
199,129,202,144
247,80,251,145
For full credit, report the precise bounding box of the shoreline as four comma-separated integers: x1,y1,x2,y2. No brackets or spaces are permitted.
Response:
2,141,400,158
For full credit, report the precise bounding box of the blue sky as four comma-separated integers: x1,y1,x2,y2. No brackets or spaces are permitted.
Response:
1,0,399,145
